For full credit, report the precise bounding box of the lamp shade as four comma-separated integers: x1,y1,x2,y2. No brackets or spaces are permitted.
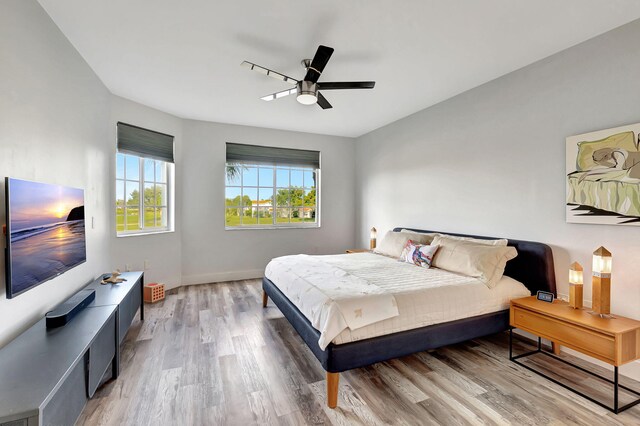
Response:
569,261,583,285
370,227,377,240
592,246,612,276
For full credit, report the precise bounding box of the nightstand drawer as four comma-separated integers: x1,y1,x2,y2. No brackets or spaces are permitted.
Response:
512,307,615,363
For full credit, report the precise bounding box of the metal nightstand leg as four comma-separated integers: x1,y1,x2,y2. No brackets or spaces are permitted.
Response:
509,328,640,414
140,274,145,321
614,366,618,414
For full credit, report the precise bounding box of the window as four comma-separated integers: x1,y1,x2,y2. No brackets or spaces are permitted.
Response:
116,154,170,233
116,123,174,235
225,143,320,229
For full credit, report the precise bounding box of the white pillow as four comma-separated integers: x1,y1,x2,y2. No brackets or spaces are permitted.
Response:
432,234,508,246
374,231,434,258
431,236,517,288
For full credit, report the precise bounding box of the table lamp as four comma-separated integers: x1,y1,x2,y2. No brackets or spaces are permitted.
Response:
568,261,583,309
591,246,612,318
370,227,377,250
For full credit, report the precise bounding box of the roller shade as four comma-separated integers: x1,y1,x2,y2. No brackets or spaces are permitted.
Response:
226,143,320,169
117,122,175,163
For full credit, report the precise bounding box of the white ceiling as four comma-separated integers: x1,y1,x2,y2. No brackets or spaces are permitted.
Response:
39,0,640,138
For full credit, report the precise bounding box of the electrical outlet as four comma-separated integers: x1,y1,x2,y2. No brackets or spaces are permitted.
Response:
144,260,150,270
125,264,131,272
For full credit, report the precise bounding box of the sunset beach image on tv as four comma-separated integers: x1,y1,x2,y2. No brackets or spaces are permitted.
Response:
5,178,86,298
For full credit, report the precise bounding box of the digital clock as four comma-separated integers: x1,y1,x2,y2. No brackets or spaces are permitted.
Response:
536,291,554,303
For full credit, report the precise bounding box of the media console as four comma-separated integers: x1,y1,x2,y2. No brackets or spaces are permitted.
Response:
86,271,144,379
0,271,144,426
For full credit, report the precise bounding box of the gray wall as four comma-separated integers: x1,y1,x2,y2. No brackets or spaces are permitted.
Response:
0,0,112,345
355,19,640,378
180,120,356,285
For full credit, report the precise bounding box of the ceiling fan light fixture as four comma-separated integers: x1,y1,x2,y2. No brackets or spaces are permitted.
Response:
297,81,318,105
297,93,317,105
243,45,375,109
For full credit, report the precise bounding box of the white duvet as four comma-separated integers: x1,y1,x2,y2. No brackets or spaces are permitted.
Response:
265,254,399,349
265,252,531,349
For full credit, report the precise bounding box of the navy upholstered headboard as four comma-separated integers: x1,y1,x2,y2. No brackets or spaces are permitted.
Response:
394,228,557,296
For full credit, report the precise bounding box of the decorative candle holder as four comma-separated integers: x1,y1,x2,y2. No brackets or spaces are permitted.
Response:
370,227,377,250
590,246,613,318
568,261,583,309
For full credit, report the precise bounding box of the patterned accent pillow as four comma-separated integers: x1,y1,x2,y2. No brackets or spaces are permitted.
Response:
399,240,439,268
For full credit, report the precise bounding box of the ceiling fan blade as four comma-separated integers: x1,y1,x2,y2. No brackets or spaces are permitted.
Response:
318,81,375,90
304,45,334,83
260,87,297,101
316,92,333,109
241,61,299,85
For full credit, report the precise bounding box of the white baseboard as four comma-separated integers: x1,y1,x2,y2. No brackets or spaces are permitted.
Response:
181,269,264,286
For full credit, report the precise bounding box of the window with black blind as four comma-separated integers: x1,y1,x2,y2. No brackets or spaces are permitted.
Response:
225,143,320,229
116,122,175,235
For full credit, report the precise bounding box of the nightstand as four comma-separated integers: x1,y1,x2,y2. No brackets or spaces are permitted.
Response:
345,249,370,254
509,296,640,413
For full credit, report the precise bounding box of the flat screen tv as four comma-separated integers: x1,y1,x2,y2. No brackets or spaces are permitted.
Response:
5,178,86,298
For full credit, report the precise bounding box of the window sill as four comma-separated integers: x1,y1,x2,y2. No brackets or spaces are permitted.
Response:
116,229,174,238
225,224,320,231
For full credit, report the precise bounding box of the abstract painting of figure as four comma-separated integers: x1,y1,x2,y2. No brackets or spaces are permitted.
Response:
566,123,640,225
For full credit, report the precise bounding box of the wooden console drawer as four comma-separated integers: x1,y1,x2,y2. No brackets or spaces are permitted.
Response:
512,306,615,363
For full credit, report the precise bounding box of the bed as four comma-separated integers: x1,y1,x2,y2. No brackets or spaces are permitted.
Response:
262,228,556,408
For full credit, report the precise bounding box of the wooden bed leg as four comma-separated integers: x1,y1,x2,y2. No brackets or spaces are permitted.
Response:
262,290,268,308
552,341,561,355
327,372,339,409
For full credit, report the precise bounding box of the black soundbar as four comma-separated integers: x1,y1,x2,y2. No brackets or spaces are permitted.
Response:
46,289,95,329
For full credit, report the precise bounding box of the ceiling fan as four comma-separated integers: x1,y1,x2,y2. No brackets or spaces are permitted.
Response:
241,45,375,109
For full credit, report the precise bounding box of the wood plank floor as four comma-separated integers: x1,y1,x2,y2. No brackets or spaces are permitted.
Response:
77,279,640,425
